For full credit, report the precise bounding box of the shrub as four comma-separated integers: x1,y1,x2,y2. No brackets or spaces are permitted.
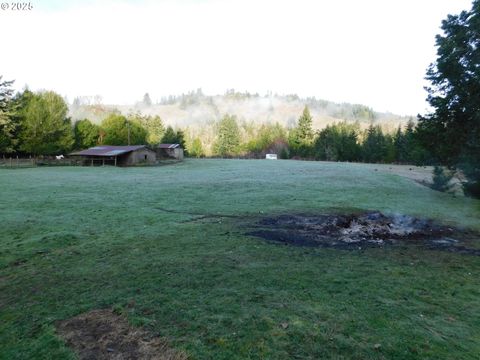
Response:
431,166,454,192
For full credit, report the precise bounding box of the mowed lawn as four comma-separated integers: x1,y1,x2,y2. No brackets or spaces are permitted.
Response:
1,159,479,359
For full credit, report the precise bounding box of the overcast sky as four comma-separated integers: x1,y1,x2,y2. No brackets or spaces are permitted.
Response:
0,0,473,115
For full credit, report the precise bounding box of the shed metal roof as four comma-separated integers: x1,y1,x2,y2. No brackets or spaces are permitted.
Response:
158,143,180,149
70,145,147,157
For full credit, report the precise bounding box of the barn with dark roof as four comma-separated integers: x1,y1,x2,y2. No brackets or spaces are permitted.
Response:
70,145,156,166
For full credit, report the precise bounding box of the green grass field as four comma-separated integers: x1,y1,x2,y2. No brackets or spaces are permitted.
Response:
1,159,480,359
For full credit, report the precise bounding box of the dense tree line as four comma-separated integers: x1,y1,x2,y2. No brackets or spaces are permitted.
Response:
0,87,74,156
417,0,480,197
0,81,428,165
0,84,185,156
207,106,430,165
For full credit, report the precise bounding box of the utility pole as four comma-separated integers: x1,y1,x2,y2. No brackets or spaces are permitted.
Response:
127,121,131,145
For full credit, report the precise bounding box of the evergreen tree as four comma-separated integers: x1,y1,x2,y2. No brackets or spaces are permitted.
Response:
393,126,406,163
403,119,416,162
362,124,389,163
393,120,431,165
175,129,187,155
383,133,396,163
8,89,34,153
297,105,314,143
289,106,314,157
214,114,240,156
336,122,360,161
0,76,17,153
314,122,361,162
417,0,480,196
161,126,177,143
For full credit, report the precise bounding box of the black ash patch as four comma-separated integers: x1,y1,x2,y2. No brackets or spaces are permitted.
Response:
248,212,480,255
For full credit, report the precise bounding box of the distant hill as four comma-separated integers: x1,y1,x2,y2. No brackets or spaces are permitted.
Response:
69,90,413,132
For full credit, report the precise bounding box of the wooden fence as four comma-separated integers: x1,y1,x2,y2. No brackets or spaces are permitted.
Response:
0,157,81,168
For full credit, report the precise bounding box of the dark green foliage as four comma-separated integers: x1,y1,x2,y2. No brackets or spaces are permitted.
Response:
393,120,415,163
73,119,100,149
160,126,187,155
0,76,17,154
383,133,396,163
175,130,187,155
362,124,392,163
314,122,361,161
418,0,480,196
214,114,240,156
289,106,315,157
296,105,314,142
101,114,147,145
431,166,454,192
161,126,186,150
463,180,480,197
6,89,34,154
393,127,406,162
161,126,177,144
290,115,427,164
460,156,480,197
393,120,433,165
19,91,74,155
279,147,290,159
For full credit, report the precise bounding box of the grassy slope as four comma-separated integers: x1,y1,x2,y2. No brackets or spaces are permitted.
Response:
1,159,479,359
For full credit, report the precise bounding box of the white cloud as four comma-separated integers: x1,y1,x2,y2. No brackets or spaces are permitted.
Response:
0,0,473,115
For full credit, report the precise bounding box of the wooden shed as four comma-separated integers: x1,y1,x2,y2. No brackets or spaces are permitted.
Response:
70,145,157,166
155,144,184,160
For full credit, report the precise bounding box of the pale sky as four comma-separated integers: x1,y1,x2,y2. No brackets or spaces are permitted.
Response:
0,0,473,115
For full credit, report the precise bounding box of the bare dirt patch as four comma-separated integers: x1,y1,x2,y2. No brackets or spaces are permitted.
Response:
248,212,480,255
56,309,187,360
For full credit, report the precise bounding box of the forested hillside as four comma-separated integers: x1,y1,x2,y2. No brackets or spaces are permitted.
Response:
70,90,411,131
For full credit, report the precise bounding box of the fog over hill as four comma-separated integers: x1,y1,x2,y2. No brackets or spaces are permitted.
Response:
69,90,413,132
